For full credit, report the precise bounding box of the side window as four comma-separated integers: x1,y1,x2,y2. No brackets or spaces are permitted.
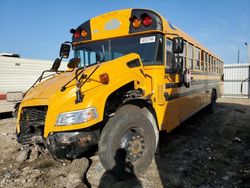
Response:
166,39,173,72
214,59,217,73
208,54,211,72
180,41,187,69
187,43,193,70
205,52,208,72
77,50,97,67
194,47,201,70
156,37,164,63
209,55,212,72
201,50,204,71
212,57,214,72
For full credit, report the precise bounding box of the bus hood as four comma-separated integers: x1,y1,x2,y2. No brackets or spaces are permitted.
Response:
21,53,143,105
23,70,77,101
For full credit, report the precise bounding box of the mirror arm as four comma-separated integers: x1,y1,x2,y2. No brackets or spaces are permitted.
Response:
56,57,63,73
61,68,85,92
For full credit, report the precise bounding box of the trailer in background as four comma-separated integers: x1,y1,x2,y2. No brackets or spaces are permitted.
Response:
0,54,66,113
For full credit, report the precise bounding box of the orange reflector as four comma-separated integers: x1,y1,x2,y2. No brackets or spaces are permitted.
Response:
99,73,109,85
81,30,88,38
132,18,141,28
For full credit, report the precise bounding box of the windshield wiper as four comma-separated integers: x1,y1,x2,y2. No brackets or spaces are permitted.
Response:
75,63,101,103
61,68,86,92
60,63,101,104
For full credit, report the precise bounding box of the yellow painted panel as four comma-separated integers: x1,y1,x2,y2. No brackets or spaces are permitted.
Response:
90,9,131,40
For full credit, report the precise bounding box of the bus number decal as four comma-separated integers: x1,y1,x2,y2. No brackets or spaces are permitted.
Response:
140,36,156,44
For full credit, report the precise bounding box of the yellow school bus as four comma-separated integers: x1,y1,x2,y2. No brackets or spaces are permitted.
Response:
16,9,223,178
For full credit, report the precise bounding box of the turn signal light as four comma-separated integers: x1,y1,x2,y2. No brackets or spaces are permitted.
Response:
99,73,109,84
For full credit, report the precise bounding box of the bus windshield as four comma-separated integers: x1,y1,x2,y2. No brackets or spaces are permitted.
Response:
74,33,164,68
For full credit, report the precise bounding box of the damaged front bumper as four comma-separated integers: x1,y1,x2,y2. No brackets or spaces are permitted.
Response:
45,129,99,159
17,128,100,159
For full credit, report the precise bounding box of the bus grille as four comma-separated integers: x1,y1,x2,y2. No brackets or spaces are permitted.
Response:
18,106,48,144
20,106,47,123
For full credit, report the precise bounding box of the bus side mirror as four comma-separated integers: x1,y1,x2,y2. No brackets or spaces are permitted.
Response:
60,43,71,58
172,37,184,53
67,58,80,69
173,56,183,74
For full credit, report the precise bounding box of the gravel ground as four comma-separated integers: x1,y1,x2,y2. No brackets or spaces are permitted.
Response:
0,98,250,188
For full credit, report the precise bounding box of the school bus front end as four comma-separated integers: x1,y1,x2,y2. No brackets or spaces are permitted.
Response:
16,9,167,166
17,52,148,159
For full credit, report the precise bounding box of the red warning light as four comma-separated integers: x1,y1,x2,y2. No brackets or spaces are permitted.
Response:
74,31,81,39
142,15,153,27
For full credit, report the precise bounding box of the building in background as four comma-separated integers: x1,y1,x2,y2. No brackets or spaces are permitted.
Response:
223,63,250,98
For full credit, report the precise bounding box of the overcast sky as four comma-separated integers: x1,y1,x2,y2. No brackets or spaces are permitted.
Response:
0,0,249,64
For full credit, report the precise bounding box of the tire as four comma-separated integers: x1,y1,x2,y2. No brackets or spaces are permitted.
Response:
98,104,157,180
207,89,217,113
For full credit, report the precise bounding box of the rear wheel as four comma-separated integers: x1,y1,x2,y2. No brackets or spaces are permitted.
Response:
207,89,217,113
98,104,156,180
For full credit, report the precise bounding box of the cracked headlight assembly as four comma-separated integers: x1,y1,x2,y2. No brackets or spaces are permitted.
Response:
56,107,98,126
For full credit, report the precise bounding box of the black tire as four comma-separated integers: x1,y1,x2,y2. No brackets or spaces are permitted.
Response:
98,104,156,180
207,89,217,113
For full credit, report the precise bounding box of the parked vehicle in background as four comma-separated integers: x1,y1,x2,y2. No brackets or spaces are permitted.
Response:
0,53,66,114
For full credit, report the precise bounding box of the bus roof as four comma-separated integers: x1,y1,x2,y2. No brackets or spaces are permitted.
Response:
71,8,222,61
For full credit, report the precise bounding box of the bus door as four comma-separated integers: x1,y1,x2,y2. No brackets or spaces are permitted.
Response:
163,38,181,132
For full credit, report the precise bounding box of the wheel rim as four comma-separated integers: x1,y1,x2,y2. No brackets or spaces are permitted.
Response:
120,128,145,162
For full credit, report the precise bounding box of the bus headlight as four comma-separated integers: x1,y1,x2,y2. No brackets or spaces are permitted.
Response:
56,107,98,126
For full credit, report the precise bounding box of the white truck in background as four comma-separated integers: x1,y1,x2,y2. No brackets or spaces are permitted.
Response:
0,53,66,114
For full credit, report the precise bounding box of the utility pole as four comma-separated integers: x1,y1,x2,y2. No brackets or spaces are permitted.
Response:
244,42,250,98
245,42,250,64
237,49,240,64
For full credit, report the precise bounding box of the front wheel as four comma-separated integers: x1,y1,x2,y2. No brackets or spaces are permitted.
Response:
98,104,157,180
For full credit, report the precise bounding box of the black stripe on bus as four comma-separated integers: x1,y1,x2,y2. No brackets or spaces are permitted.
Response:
164,82,220,101
191,71,222,76
165,80,220,88
165,87,212,101
165,82,183,88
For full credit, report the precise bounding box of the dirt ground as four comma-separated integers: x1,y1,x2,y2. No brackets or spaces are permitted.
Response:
0,98,250,188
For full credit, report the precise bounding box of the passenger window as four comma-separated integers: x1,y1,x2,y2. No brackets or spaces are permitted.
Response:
209,55,212,72
201,51,204,71
205,53,208,72
194,47,201,70
156,37,163,63
166,39,173,72
187,43,193,70
208,55,210,72
214,59,216,73
180,42,187,69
